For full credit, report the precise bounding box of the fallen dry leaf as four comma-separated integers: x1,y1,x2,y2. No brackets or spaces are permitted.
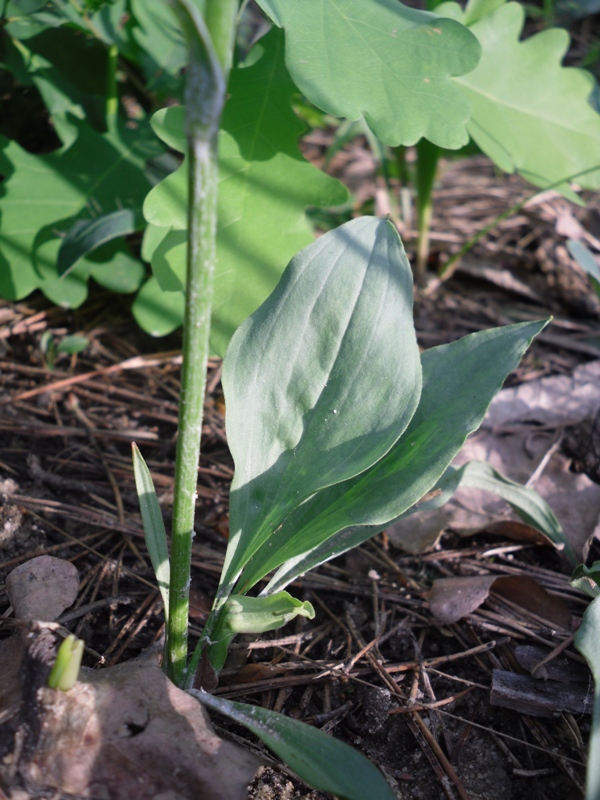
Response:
428,574,572,628
484,359,600,429
0,637,260,800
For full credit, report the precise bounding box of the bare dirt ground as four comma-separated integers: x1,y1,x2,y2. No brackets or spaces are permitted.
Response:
2,132,600,799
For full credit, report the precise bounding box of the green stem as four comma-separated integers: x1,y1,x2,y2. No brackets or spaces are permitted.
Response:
414,138,441,283
106,44,118,133
164,0,235,686
394,145,410,187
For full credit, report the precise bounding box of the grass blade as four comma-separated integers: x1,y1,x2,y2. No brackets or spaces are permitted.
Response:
132,442,170,621
575,594,600,800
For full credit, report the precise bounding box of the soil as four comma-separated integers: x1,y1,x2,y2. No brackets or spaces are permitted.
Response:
2,22,600,795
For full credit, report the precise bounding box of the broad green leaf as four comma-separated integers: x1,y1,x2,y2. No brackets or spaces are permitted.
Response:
438,2,600,192
574,595,600,800
86,242,146,295
191,690,396,800
237,320,548,595
143,28,348,355
130,0,187,98
255,0,481,149
131,276,185,337
220,217,421,596
58,209,140,276
0,118,155,302
132,443,170,620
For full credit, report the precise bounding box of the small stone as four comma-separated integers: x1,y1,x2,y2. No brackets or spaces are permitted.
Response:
6,556,79,621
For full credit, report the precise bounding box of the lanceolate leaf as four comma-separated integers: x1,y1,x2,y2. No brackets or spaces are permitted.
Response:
255,0,481,149
439,0,600,192
265,457,566,594
237,320,549,595
132,443,170,620
57,209,140,277
191,690,396,800
220,217,421,595
143,28,348,355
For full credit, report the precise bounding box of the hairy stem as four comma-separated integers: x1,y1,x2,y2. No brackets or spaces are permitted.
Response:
164,0,236,686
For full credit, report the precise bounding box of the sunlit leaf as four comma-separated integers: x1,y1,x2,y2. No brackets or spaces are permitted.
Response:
438,0,600,192
256,0,481,148
143,28,348,355
237,320,549,594
219,217,421,598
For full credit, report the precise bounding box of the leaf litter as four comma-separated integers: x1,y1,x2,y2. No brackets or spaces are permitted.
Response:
1,152,600,798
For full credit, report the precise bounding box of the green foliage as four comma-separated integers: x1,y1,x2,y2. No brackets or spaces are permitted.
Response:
575,594,600,799
219,217,421,594
572,561,600,598
141,28,348,354
57,209,141,278
256,0,482,149
132,443,170,621
112,2,569,793
438,0,600,194
0,119,155,305
47,634,84,691
193,689,397,800
56,334,89,355
196,217,552,671
0,0,185,316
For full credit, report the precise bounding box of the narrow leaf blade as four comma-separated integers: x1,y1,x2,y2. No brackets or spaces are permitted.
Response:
132,443,170,618
191,690,396,800
574,595,600,800
450,460,574,563
57,209,139,278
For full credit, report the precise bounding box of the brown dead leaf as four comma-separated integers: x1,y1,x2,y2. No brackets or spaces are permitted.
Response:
428,574,571,629
6,556,79,621
479,520,553,546
387,508,453,554
492,575,572,630
0,638,260,799
220,663,288,686
428,575,497,624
